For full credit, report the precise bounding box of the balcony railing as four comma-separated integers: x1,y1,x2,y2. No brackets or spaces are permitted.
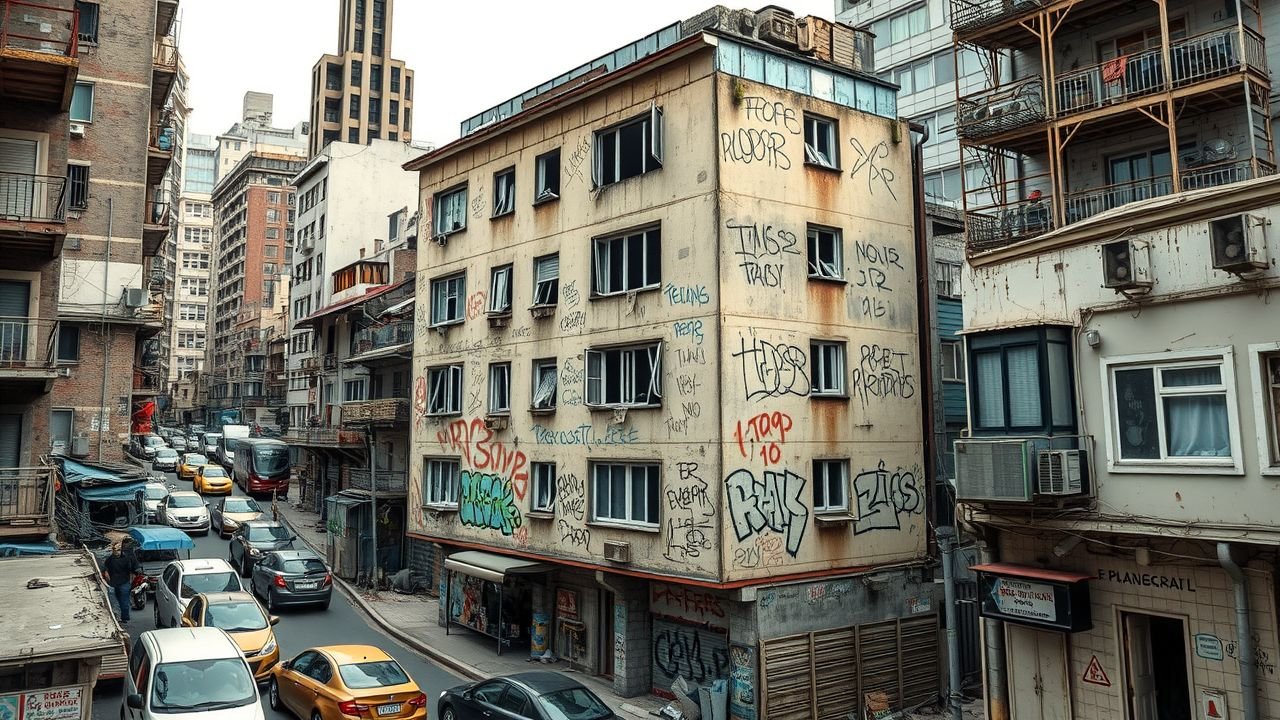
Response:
0,316,57,371
0,172,67,224
949,0,1045,34
1064,155,1274,225
144,200,170,226
1182,157,1275,190
348,468,407,494
0,466,52,528
957,77,1047,139
299,356,320,374
0,0,78,58
965,172,1055,253
152,37,177,70
281,427,366,447
342,397,410,426
352,319,413,356
322,353,337,371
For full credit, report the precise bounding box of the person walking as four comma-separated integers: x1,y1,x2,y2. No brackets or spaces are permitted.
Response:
102,543,141,623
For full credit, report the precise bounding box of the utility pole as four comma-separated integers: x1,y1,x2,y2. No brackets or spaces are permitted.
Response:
365,421,377,587
937,526,963,720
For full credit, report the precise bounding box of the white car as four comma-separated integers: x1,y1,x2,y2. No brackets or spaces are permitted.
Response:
152,447,180,472
157,491,211,535
142,482,171,522
153,558,243,629
123,627,264,720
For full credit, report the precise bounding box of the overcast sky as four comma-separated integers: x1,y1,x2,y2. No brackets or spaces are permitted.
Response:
180,0,837,146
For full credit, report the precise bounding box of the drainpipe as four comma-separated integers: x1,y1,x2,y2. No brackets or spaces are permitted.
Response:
1218,542,1259,720
97,198,114,458
979,537,1009,720
937,527,963,720
907,119,937,534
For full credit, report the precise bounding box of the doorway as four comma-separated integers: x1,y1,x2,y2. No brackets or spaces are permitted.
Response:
1006,624,1070,720
598,589,615,679
1120,612,1192,720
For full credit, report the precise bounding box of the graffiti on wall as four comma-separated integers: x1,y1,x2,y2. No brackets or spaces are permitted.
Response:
733,334,810,401
725,468,808,557
459,470,522,536
851,344,916,407
727,219,800,288
663,462,715,562
733,411,792,466
653,625,731,685
728,644,757,720
437,418,529,501
852,460,922,534
651,583,725,624
848,137,897,199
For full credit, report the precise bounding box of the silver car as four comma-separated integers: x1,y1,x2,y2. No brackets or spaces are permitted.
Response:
157,491,210,535
151,447,180,471
142,482,171,522
249,550,332,611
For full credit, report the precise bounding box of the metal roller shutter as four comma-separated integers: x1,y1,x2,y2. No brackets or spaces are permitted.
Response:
0,414,21,468
651,617,731,696
0,138,38,217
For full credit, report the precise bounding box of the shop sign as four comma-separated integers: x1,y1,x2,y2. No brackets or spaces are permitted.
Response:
0,688,83,720
556,588,579,620
975,564,1092,633
990,577,1056,622
1195,634,1224,661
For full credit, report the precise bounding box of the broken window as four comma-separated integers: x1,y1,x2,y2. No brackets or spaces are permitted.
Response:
535,149,560,202
592,105,663,187
591,226,660,296
488,265,512,314
532,254,559,306
807,225,844,280
804,113,838,169
532,358,558,410
585,342,662,407
426,365,462,415
493,168,515,216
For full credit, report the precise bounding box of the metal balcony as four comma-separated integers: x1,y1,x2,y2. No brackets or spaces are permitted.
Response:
147,123,175,187
347,468,407,495
0,0,79,108
0,316,58,388
0,466,53,538
949,0,1045,35
341,397,409,427
322,353,337,371
1064,155,1275,225
0,171,66,255
957,77,1047,141
351,319,413,359
151,36,177,107
142,199,170,256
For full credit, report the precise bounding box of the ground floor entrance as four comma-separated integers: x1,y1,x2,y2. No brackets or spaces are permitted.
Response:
1120,611,1192,720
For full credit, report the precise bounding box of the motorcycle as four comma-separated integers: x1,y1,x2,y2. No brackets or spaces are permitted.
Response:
130,572,148,611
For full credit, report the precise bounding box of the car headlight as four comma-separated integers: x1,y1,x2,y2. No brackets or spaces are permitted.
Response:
249,547,261,556
260,635,277,655
224,518,239,529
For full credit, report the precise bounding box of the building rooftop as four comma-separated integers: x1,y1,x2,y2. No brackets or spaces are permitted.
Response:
0,551,124,663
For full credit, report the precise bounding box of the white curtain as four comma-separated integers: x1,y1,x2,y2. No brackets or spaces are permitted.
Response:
1164,366,1230,456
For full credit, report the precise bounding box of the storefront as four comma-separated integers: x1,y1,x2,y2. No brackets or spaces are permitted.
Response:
443,551,549,655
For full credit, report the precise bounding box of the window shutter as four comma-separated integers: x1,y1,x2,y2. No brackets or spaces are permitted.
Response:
585,350,603,405
648,342,663,399
650,104,664,165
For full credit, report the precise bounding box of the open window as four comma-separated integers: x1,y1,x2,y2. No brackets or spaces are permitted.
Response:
432,185,467,237
532,254,559,307
591,226,660,296
531,358,558,411
804,113,838,169
488,363,511,415
807,225,844,280
492,168,515,217
426,364,463,415
534,149,560,203
585,341,662,408
592,105,663,188
488,265,512,315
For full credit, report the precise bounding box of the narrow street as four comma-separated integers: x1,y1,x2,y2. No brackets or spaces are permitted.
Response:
90,473,461,720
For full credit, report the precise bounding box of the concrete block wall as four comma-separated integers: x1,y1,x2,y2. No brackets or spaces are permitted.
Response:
613,591,653,697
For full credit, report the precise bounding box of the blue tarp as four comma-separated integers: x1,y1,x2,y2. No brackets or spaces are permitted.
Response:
126,526,194,551
0,541,59,557
59,458,123,485
76,481,147,502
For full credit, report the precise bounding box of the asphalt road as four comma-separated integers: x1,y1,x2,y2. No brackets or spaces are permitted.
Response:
90,467,461,720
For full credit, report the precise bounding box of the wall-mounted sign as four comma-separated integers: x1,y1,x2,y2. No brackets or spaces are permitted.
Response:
1082,655,1111,687
973,562,1092,633
0,688,83,720
1195,634,1224,661
555,588,579,620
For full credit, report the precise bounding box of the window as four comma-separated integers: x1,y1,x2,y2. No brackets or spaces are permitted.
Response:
488,265,512,314
70,82,94,122
812,459,849,512
266,209,279,223
370,65,382,92
532,254,559,306
941,340,964,382
592,106,663,187
532,358,557,410
368,97,381,126
936,260,961,298
267,192,281,205
811,341,847,396
1254,348,1280,471
68,164,89,210
181,252,210,269
488,363,511,414
177,332,205,349
390,66,401,93
586,342,662,407
492,168,515,217
1105,351,1240,470
265,227,279,240
179,304,206,321
426,365,463,415
804,114,837,168
430,273,465,326
343,379,366,402
423,458,459,506
807,225,843,279
348,128,359,144
535,149,560,202
433,185,467,236
969,327,1075,435
591,227,660,296
76,1,99,42
56,324,80,362
531,462,555,512
349,95,361,120
372,31,383,57
591,462,659,526
353,27,364,52
351,60,362,87
180,278,209,296
389,100,399,126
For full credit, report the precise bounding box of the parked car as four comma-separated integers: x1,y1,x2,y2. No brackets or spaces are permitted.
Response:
130,434,166,460
157,491,210,535
195,464,234,495
228,521,295,577
212,496,266,538
141,482,172,522
180,591,281,683
153,558,243,629
268,645,425,720
178,453,209,481
437,672,615,720
122,627,263,720
250,550,332,611
152,447,180,472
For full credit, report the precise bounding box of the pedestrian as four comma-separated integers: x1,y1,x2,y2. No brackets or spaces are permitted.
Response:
102,543,141,623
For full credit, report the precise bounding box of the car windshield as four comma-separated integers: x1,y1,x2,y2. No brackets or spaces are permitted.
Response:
201,467,227,478
155,449,178,458
144,436,165,446
246,525,291,543
150,658,256,713
180,571,240,598
168,495,203,508
281,558,327,574
205,434,222,444
223,498,262,513
336,661,410,689
252,445,291,474
204,600,268,632
145,486,169,500
184,454,208,465
538,688,613,720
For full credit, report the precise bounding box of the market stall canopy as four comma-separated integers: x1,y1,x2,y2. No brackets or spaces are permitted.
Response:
57,457,151,485
126,526,195,552
444,550,551,584
0,540,58,557
76,482,148,502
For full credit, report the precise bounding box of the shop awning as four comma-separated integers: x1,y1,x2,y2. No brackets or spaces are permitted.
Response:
76,481,147,502
970,562,1093,584
59,458,122,485
379,297,414,317
445,550,551,584
0,541,58,557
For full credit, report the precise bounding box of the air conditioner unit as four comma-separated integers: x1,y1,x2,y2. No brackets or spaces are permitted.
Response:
69,123,86,137
1209,214,1269,275
756,7,798,48
483,415,509,431
433,234,449,247
954,438,1034,502
124,287,147,308
1101,238,1153,293
70,436,90,458
603,541,631,563
57,367,72,378
1036,449,1085,496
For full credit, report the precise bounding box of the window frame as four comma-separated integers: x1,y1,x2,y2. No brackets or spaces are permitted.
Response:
803,113,838,170
56,324,80,363
936,260,962,298
812,458,849,513
534,149,561,204
585,341,663,409
806,224,844,280
488,265,513,315
531,357,558,411
433,185,468,237
76,1,99,43
530,462,556,513
1100,347,1243,475
488,362,511,415
1248,343,1280,475
67,163,89,210
940,340,965,382
968,326,1076,436
591,105,663,188
492,168,515,217
532,253,559,307
590,461,660,528
429,272,465,327
591,226,661,297
423,457,460,508
810,340,847,397
70,82,94,123
426,364,463,416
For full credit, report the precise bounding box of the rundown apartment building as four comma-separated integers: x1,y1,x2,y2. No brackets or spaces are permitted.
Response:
407,6,940,715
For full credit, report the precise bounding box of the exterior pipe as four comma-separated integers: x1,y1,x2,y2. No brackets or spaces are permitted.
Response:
937,526,963,720
979,539,1009,720
97,198,113,458
1218,542,1259,720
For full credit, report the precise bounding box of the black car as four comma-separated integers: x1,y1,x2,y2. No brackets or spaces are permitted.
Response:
249,549,332,611
227,519,295,577
438,672,614,720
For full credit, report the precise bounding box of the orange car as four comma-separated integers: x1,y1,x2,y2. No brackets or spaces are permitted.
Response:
269,645,426,720
180,590,281,682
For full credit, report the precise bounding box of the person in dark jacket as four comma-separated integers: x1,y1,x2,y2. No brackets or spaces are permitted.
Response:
102,543,141,622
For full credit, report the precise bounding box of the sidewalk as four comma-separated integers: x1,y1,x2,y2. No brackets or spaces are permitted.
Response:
274,500,664,720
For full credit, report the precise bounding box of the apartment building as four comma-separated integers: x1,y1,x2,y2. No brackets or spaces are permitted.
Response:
406,6,941,714
207,152,304,427
168,133,215,419
307,0,415,155
214,92,309,184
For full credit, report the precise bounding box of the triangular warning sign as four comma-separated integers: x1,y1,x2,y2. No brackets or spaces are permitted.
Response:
1082,655,1111,687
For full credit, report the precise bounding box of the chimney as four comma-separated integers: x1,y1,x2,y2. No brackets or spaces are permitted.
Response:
374,238,384,254
359,248,365,258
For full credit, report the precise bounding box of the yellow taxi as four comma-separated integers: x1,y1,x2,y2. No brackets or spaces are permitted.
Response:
180,590,281,682
269,645,427,720
195,464,234,495
178,452,210,480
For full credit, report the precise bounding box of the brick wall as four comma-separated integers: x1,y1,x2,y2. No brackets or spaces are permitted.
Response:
50,324,137,462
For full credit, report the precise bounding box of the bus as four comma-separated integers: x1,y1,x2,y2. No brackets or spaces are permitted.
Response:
232,437,291,498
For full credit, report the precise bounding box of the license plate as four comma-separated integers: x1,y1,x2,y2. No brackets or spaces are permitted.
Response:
296,581,319,590
376,705,401,716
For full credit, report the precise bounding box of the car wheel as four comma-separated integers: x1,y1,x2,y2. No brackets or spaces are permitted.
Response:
268,678,283,712
440,705,455,720
239,555,250,578
267,588,278,612
311,710,322,720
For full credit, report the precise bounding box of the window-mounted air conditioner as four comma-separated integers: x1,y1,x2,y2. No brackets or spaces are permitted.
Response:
603,541,631,563
69,123,86,137
1036,449,1085,496
1101,238,1153,293
954,438,1034,502
1209,214,1269,275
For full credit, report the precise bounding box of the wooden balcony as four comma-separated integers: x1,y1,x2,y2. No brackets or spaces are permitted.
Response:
281,427,366,448
0,466,53,539
150,36,176,108
341,397,409,428
146,123,175,187
347,468,407,496
0,0,79,108
142,199,169,256
0,171,66,256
